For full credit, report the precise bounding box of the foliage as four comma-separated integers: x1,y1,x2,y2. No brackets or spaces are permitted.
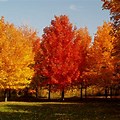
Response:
102,0,120,56
85,22,115,87
102,0,120,28
74,27,91,86
0,12,120,98
35,15,80,90
102,0,120,86
0,17,35,89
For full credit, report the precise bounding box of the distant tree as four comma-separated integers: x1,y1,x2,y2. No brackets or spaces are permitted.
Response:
31,38,45,98
74,27,91,99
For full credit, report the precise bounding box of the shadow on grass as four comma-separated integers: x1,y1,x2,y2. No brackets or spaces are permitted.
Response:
5,95,120,103
0,101,120,120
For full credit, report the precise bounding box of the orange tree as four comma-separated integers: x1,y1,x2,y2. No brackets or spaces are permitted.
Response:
0,17,36,100
102,0,120,27
34,15,80,100
102,0,120,94
31,38,42,98
85,22,115,97
102,0,120,64
73,27,91,98
102,0,120,60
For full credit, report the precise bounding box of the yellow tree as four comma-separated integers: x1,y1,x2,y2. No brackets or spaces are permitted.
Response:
0,17,35,100
85,22,115,98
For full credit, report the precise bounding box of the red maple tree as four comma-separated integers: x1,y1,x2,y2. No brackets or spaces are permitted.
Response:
35,15,80,100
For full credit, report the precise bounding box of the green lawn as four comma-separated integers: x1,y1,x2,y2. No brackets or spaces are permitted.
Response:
0,101,120,120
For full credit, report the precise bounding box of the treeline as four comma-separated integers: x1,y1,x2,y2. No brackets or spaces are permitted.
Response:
0,0,120,101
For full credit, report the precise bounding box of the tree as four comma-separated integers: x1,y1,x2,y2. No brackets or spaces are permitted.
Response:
102,0,120,60
102,0,120,28
0,17,35,101
74,27,91,98
35,15,80,100
31,38,44,98
85,22,115,98
102,0,120,95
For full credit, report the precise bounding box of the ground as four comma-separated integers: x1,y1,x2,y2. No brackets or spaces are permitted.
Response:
0,100,120,120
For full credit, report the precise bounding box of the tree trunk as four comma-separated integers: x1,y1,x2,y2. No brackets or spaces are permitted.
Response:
8,88,11,99
61,89,64,101
85,87,87,98
48,84,51,100
80,84,83,99
39,86,42,98
4,89,8,102
110,87,112,99
35,86,38,98
105,87,108,99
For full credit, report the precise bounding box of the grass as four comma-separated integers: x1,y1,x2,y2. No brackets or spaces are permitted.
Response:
0,100,120,120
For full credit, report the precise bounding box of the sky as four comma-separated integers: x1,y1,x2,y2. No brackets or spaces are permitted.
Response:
0,0,110,38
